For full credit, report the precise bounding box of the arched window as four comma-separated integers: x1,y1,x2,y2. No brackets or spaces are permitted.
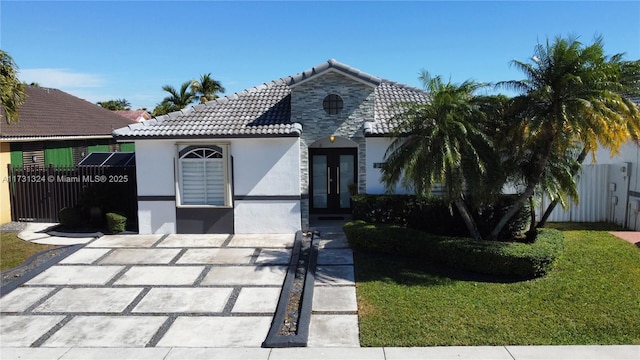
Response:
178,145,230,206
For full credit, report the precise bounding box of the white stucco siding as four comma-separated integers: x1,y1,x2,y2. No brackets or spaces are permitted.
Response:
365,137,408,194
138,201,176,234
230,138,300,196
134,140,176,197
234,200,301,233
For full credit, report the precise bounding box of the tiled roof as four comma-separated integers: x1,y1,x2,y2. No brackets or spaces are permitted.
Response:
1,86,135,139
368,81,430,135
115,110,151,122
113,59,429,139
115,80,299,138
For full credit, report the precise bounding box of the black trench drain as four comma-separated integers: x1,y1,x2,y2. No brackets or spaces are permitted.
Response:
262,230,317,347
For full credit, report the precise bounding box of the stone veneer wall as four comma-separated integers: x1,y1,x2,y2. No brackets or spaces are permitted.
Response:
290,71,375,229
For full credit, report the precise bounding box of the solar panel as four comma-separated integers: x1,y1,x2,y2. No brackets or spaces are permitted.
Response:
78,152,135,166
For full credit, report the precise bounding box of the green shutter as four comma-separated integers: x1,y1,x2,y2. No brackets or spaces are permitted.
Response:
44,142,74,166
119,143,135,152
10,143,23,167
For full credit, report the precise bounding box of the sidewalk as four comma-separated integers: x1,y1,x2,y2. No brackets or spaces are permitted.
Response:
1,345,638,359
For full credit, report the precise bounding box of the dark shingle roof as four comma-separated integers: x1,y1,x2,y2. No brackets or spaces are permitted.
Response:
1,86,136,139
113,59,429,139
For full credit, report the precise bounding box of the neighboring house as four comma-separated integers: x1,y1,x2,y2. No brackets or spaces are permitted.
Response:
115,110,152,123
0,85,136,223
113,59,429,234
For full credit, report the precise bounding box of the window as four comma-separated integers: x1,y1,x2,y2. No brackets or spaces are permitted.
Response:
178,145,230,206
323,94,344,115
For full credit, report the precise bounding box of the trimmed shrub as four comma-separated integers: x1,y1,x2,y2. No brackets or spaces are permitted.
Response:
344,220,564,278
106,212,127,233
58,207,85,229
351,194,530,240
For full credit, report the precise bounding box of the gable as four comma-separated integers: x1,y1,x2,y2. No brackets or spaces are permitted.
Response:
290,70,376,130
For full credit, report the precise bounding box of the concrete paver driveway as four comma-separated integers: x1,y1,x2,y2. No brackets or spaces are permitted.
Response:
0,233,295,348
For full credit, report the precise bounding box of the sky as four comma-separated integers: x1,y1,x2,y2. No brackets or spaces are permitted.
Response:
1,1,639,112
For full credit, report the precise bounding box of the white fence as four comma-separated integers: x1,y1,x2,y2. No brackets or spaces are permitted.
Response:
539,162,640,229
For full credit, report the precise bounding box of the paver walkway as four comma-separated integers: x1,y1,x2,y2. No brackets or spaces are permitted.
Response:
1,226,361,351
1,233,295,348
610,231,640,246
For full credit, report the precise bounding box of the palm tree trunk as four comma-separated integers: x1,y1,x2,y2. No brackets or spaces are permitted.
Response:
536,147,589,228
529,196,536,231
489,126,555,240
453,197,482,240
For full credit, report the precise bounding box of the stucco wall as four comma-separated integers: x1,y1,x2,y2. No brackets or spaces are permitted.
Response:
134,137,301,234
0,142,11,223
365,137,409,195
133,140,177,234
231,138,301,233
138,200,176,234
234,200,301,234
135,140,176,197
231,138,300,196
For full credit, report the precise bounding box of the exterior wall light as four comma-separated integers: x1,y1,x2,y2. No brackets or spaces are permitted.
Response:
31,155,37,163
329,135,336,143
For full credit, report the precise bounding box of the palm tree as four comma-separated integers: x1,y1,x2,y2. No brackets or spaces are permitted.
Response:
161,81,197,112
0,50,25,124
381,71,491,240
191,73,225,103
152,101,174,117
491,35,640,239
536,58,640,228
97,98,131,111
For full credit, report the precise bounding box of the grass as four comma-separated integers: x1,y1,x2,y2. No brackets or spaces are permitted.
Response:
0,232,57,271
545,222,625,231
355,223,640,346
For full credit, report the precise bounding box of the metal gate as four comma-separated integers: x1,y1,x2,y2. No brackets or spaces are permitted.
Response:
7,164,137,228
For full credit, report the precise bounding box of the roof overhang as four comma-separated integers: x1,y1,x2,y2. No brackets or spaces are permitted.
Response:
289,68,379,89
113,133,302,141
0,135,114,142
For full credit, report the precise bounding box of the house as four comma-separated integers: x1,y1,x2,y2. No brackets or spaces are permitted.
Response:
113,59,429,234
115,110,152,123
0,86,136,223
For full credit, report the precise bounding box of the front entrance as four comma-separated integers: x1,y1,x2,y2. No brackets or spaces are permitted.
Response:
309,148,357,214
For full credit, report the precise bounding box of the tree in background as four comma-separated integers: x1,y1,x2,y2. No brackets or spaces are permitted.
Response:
153,81,197,116
381,71,492,240
97,98,131,111
491,35,640,238
151,101,174,117
0,50,25,124
192,73,225,103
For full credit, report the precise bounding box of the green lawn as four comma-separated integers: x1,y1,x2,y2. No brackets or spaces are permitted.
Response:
0,232,57,271
355,226,640,346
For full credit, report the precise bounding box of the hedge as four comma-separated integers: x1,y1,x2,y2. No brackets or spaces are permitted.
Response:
350,194,530,240
343,220,564,279
106,212,127,233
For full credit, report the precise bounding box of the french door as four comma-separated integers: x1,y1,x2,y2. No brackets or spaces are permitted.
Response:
309,148,357,214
